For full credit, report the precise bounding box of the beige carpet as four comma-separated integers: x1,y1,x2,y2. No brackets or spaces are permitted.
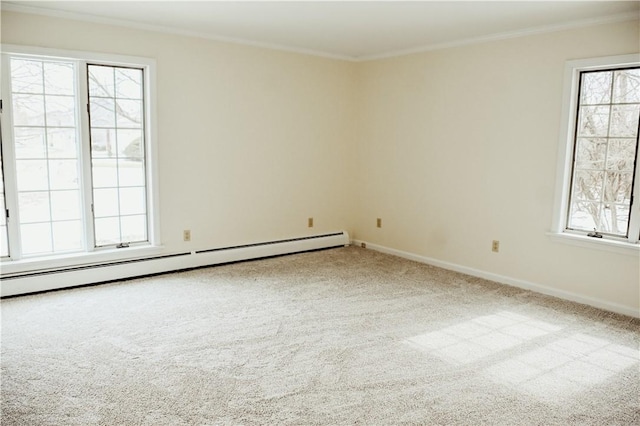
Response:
1,246,639,425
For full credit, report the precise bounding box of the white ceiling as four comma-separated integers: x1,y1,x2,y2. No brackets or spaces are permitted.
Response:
2,1,639,61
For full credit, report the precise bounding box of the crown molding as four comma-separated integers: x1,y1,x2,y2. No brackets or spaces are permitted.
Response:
2,2,638,63
356,11,640,62
0,2,356,62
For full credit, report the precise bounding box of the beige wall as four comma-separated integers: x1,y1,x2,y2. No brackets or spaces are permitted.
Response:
354,20,640,310
1,11,358,249
2,11,639,312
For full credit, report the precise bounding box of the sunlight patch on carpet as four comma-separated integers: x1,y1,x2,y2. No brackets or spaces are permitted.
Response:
485,333,639,402
404,311,561,364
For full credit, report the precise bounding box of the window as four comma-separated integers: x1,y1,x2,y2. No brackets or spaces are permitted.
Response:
9,57,83,256
88,64,148,247
0,45,158,264
553,54,640,251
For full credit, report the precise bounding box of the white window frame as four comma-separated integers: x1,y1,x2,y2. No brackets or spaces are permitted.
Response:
0,44,161,274
550,53,640,256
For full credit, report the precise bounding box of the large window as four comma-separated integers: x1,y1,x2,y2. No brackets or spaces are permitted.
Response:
553,54,640,250
1,46,157,263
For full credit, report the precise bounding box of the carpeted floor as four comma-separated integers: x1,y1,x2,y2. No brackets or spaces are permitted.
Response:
1,246,639,425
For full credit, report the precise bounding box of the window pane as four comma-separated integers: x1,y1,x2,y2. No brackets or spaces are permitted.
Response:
45,95,76,127
577,106,610,137
575,138,606,170
119,187,146,215
16,160,49,191
43,62,74,95
50,190,81,221
90,98,116,128
613,205,631,235
601,204,630,235
116,68,142,99
88,65,115,97
606,139,637,171
121,215,146,242
568,201,598,231
95,217,120,246
116,99,142,128
609,105,640,138
18,192,50,223
14,127,46,159
118,160,145,187
13,94,45,126
10,59,43,93
52,220,83,252
91,128,116,158
604,172,633,203
93,188,119,217
49,160,79,190
613,69,640,103
47,128,78,159
580,71,612,105
20,222,53,255
572,170,604,201
92,159,118,187
117,130,144,159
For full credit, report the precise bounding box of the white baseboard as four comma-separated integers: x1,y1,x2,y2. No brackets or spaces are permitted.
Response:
1,232,350,297
352,239,639,319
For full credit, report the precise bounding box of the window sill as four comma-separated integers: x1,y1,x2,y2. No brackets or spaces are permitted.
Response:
547,232,640,256
1,245,165,277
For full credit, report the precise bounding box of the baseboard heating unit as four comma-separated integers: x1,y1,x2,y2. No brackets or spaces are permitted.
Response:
1,231,350,297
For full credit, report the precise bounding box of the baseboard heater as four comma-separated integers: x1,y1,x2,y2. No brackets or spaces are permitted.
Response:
1,231,350,297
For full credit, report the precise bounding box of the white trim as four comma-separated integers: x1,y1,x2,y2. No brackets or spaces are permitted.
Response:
352,239,639,319
358,12,639,61
1,3,637,63
145,55,161,247
1,44,156,69
0,3,354,62
1,244,165,277
78,59,94,251
1,231,350,297
547,232,640,256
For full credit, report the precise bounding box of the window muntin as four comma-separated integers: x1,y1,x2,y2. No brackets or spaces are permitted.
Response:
88,64,147,247
566,67,640,238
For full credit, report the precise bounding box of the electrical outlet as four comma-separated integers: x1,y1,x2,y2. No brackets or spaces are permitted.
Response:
376,218,382,228
308,217,314,228
492,240,499,253
183,230,191,242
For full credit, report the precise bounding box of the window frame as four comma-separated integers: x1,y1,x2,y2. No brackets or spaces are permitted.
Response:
0,44,161,273
0,126,9,258
550,53,640,255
